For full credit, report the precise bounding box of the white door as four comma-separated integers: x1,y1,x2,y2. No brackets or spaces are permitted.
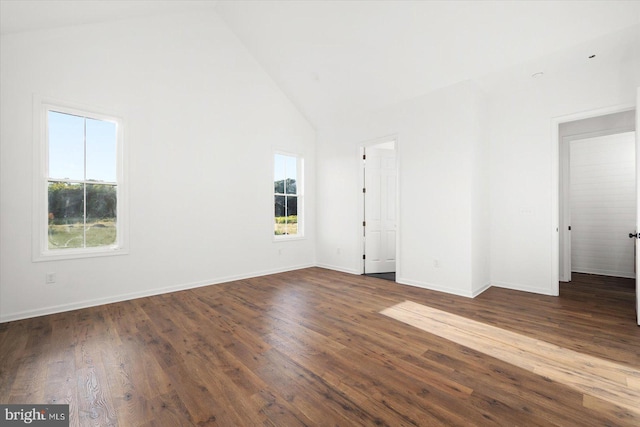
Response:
364,144,396,274
636,88,640,326
570,134,636,278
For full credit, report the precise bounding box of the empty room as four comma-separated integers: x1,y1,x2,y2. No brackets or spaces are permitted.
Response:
1,1,639,425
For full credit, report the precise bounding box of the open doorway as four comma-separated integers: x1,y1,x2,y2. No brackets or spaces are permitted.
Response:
559,109,636,283
361,138,397,281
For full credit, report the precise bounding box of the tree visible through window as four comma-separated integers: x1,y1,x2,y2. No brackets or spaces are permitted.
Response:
47,110,119,250
274,153,302,237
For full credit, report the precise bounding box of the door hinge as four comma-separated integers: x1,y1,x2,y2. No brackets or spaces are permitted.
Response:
363,254,366,260
568,226,571,231
363,221,366,227
363,188,366,193
363,154,366,160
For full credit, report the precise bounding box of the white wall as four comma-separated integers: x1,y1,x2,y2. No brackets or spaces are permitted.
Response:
569,133,636,278
470,91,491,295
488,35,640,294
0,11,316,322
317,26,638,299
317,80,491,297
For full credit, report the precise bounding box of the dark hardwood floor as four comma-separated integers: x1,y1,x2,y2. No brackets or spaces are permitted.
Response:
1,269,639,426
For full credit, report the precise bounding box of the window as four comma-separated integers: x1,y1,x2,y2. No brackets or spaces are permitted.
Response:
34,100,126,260
274,153,303,238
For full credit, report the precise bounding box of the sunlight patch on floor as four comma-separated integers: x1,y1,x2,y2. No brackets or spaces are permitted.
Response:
380,300,640,415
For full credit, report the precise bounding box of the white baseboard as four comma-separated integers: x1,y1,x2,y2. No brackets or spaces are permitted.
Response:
396,276,478,298
314,263,360,275
471,282,492,297
2,263,569,323
491,280,557,296
0,263,315,323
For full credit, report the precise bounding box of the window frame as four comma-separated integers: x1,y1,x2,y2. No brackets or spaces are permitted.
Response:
273,151,304,241
33,97,128,261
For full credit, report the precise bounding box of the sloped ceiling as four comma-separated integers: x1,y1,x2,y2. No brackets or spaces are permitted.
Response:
0,0,217,35
215,1,640,127
2,0,639,128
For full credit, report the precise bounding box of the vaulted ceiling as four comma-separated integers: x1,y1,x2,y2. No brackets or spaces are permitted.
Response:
2,0,639,127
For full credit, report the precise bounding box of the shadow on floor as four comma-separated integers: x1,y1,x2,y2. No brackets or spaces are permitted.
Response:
364,272,396,282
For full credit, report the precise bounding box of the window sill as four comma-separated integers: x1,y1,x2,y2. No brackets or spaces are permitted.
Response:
273,235,306,243
33,246,128,262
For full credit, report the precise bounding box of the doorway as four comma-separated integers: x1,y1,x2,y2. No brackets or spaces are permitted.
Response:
558,110,636,283
361,138,397,280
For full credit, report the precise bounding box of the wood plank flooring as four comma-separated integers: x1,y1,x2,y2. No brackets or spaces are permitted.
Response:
1,269,639,426
381,301,640,417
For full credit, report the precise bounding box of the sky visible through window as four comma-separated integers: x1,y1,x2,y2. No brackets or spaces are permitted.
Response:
274,153,296,183
48,111,116,182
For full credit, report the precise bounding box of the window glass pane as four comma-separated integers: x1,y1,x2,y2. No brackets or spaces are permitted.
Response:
275,195,286,217
86,118,117,182
286,195,298,217
48,182,84,249
274,153,286,184
86,184,117,221
285,155,296,179
274,179,284,194
286,177,297,195
285,221,297,236
48,111,84,180
275,195,286,235
285,196,298,236
86,184,117,247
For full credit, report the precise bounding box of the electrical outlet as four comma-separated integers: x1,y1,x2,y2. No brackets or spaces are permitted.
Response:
433,259,440,268
46,272,56,284
336,247,341,255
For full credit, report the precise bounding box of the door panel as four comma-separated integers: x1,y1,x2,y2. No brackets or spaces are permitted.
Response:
385,230,396,262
